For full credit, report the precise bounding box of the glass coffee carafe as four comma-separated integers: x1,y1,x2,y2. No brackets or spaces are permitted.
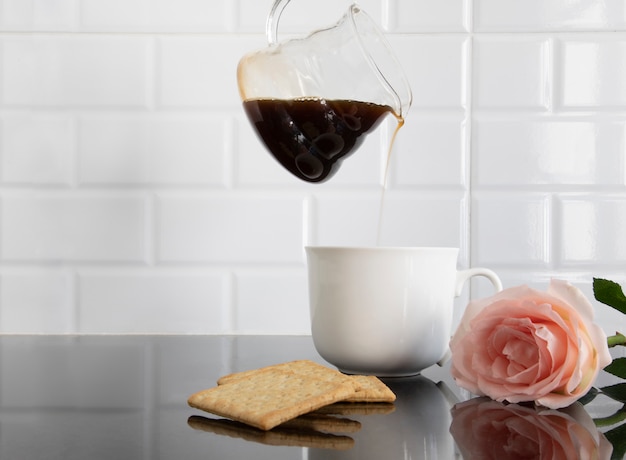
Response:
237,0,412,183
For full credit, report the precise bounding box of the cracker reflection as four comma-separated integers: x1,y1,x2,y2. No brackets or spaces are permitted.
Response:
313,401,396,416
187,414,356,450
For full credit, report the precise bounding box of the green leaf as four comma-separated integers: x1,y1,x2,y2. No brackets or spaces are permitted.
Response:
594,278,626,314
579,386,599,405
601,383,626,403
604,422,626,460
605,358,626,379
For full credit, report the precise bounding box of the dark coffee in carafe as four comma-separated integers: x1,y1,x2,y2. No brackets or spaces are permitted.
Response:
243,98,395,183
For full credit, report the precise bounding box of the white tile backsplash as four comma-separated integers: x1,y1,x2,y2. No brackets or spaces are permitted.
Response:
390,35,469,110
1,193,148,262
0,0,625,335
389,113,467,187
0,271,75,333
78,114,227,185
473,116,626,186
0,0,77,31
377,191,468,252
558,37,626,108
1,114,75,185
158,36,257,108
81,0,228,31
474,0,626,32
473,37,551,110
157,193,305,263
313,192,382,246
1,36,151,107
472,192,551,267
234,270,309,334
391,0,469,32
558,195,626,265
78,271,229,333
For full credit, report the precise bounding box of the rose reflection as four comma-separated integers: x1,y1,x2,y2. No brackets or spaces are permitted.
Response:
450,398,613,460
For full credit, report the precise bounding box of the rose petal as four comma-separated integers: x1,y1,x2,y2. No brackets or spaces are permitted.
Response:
547,279,595,323
450,280,611,408
587,322,612,370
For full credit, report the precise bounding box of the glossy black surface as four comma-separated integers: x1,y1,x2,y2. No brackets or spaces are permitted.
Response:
0,335,621,459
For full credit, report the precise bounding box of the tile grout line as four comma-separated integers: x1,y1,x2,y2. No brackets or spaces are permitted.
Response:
466,0,476,279
72,270,80,334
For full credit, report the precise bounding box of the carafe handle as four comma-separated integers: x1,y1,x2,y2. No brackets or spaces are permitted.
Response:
266,0,291,45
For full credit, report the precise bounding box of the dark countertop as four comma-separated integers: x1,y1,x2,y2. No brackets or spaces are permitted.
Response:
0,335,622,459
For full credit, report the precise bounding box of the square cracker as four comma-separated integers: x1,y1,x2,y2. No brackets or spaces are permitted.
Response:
344,375,396,403
218,360,395,403
188,367,357,431
217,360,356,387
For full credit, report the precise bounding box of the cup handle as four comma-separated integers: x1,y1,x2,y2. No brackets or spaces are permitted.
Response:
437,267,502,367
454,267,502,296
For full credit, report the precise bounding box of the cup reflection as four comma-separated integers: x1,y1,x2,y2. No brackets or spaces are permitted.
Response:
450,398,613,460
309,375,454,459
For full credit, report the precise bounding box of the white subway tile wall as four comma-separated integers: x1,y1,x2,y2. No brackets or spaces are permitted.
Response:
0,0,625,334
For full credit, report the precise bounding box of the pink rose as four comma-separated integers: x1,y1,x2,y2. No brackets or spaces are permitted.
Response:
450,398,613,460
450,279,611,409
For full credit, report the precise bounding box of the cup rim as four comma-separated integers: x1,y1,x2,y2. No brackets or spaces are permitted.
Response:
305,246,459,252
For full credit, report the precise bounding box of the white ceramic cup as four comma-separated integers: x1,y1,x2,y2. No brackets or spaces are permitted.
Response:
305,246,502,377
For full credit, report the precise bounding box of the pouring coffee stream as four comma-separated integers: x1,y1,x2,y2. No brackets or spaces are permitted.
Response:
237,0,412,183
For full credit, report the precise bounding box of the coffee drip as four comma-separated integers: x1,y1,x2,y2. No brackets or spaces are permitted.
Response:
237,1,411,183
